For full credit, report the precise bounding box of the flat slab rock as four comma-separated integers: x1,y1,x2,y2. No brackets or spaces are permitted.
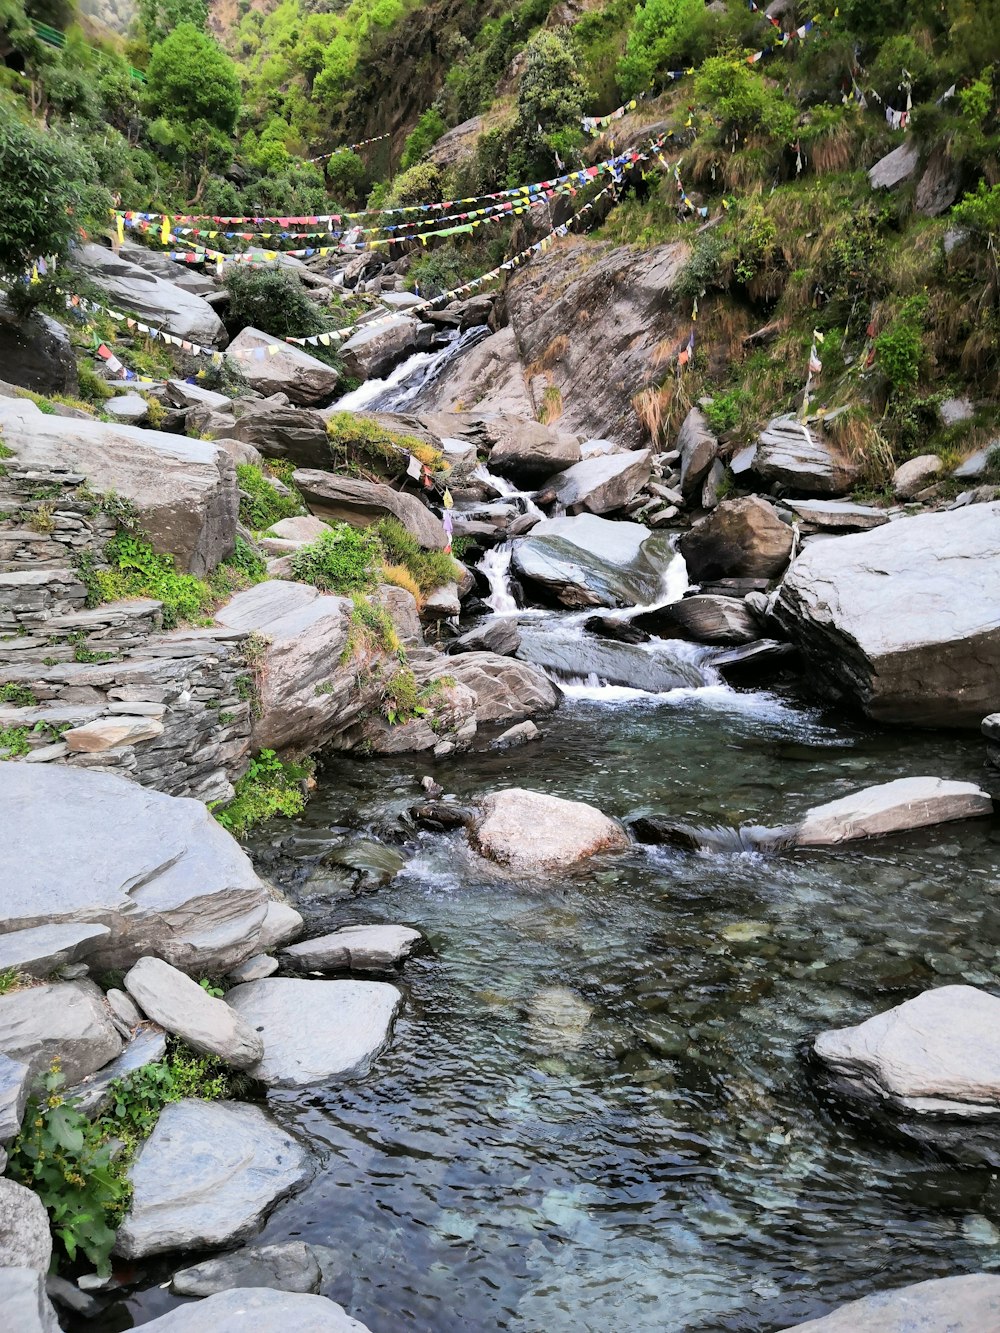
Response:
170,1240,323,1296
787,1273,1000,1331
124,956,263,1069
281,924,422,974
0,922,110,978
814,985,1000,1113
793,777,993,846
116,1098,313,1259
226,978,403,1088
139,1287,371,1331
0,980,123,1085
469,787,629,875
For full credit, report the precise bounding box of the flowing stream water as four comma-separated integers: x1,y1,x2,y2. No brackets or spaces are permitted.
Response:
111,335,1000,1332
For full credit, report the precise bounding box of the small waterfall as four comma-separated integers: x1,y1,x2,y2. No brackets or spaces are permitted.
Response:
472,466,545,520
478,543,519,614
333,325,491,414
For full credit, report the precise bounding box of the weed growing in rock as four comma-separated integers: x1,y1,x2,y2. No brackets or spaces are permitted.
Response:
212,747,312,835
375,518,460,595
98,533,214,628
208,535,268,599
326,412,443,479
0,725,30,759
0,683,36,706
0,966,25,994
343,594,402,663
291,524,383,594
235,462,305,530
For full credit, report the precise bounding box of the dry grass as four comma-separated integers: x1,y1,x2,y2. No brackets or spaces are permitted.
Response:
825,407,896,491
526,334,569,378
810,124,857,176
632,375,698,445
382,563,423,607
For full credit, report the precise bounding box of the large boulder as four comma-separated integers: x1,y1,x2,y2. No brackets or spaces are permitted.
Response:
487,420,581,482
0,765,269,974
516,625,708,692
638,593,760,645
139,1287,370,1332
428,651,559,724
0,923,111,979
512,514,675,608
677,407,718,496
541,449,652,515
0,980,123,1085
124,957,264,1069
892,453,943,498
226,403,331,470
226,978,402,1088
0,1178,53,1271
774,503,1000,727
679,496,793,581
792,777,993,846
867,140,920,191
754,415,860,496
116,1099,312,1258
226,328,339,407
469,787,629,874
340,316,420,380
0,398,238,576
787,1275,1000,1332
0,294,78,396
294,470,447,549
77,243,226,346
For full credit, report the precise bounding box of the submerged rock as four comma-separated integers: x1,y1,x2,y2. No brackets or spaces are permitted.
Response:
786,1274,1000,1331
792,777,993,846
281,925,422,974
140,1287,371,1331
124,957,264,1069
116,1099,312,1259
469,787,629,874
226,978,402,1088
516,626,707,692
774,503,1000,727
528,986,592,1051
170,1241,323,1296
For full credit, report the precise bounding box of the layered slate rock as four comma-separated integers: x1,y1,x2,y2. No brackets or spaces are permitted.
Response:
0,1178,53,1271
124,957,264,1069
785,499,896,532
341,315,420,380
512,514,675,608
294,470,447,548
433,652,560,724
0,923,110,978
0,1053,31,1145
754,415,860,496
0,398,238,576
541,449,652,515
227,403,331,470
0,766,269,974
680,497,793,582
867,140,920,191
638,594,760,645
470,787,629,874
516,626,707,692
677,407,718,497
451,617,521,657
139,1287,371,1331
225,328,340,407
774,503,1000,727
226,978,402,1088
786,1274,1000,1332
171,1241,323,1296
0,980,123,1084
77,243,226,346
487,419,581,482
116,1099,312,1258
793,777,993,846
281,925,423,975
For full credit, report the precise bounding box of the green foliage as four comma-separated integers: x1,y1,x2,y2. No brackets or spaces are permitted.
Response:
384,161,444,208
0,683,37,706
208,535,268,598
0,726,30,759
374,517,460,593
212,748,311,835
344,592,401,661
290,524,383,594
223,266,323,340
0,966,25,994
138,0,208,45
8,1063,124,1274
702,388,745,435
323,150,367,206
401,107,446,171
953,181,1000,241
617,0,710,97
98,533,214,628
875,295,928,392
326,411,443,476
146,24,241,134
695,57,796,143
236,462,306,530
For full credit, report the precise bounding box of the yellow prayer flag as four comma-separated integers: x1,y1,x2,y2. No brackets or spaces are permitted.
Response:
443,488,454,510
161,216,171,245
116,215,125,246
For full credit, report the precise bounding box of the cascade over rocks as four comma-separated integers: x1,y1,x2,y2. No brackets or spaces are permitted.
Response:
0,398,239,577
0,765,269,974
77,243,227,346
225,328,340,406
679,496,794,581
512,514,674,608
774,503,1000,726
753,415,860,496
417,326,534,418
541,449,652,515
294,470,448,548
638,594,761,645
469,787,629,874
517,625,708,692
786,1274,1000,1332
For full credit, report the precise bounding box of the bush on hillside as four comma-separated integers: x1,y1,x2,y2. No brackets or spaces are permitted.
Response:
0,117,98,279
224,267,323,340
694,57,796,143
617,0,712,97
290,524,383,594
401,107,446,171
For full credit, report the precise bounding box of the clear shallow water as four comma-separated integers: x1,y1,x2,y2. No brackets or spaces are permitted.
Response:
121,686,1000,1332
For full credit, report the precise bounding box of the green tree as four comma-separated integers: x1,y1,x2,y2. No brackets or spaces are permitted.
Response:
400,107,446,170
145,23,240,134
0,115,97,278
138,0,208,46
617,0,709,97
324,149,366,206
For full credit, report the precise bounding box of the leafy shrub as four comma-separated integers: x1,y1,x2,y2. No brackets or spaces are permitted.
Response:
374,517,459,593
0,726,30,759
290,524,383,593
694,57,796,143
703,389,746,434
400,107,446,170
208,535,268,598
953,181,1000,242
97,533,214,627
384,161,444,208
213,748,311,835
236,462,305,529
617,0,711,97
224,267,323,340
145,23,241,133
0,683,36,706
875,295,928,392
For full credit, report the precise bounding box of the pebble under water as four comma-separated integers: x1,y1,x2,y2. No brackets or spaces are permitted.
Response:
122,683,1000,1332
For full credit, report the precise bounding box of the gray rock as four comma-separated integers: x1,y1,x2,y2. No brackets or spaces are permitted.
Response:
516,625,707,692
46,1274,103,1318
940,396,975,426
451,618,521,657
0,1178,53,1270
0,293,78,396
679,496,793,582
294,470,447,549
165,380,233,412
437,652,559,724
171,1240,322,1296
341,316,420,380
493,720,540,748
754,415,860,496
0,923,110,979
67,1026,168,1117
893,453,943,498
786,1274,1000,1331
0,1053,31,1143
226,978,402,1088
512,514,675,608
140,1286,370,1331
915,143,962,216
421,583,460,620
542,449,652,515
228,954,279,984
256,902,304,953
700,457,726,510
105,393,150,425
124,957,263,1069
64,715,164,753
0,398,238,577
793,777,993,846
677,407,718,496
226,328,339,407
228,404,331,471
774,503,1000,727
0,1268,62,1333
868,140,920,191
487,420,580,482
106,988,143,1030
0,979,123,1084
470,787,629,874
263,516,328,547
954,444,999,480
0,766,269,974
642,594,760,645
281,925,422,975
77,243,226,345
984,714,1000,741
116,1099,312,1259
785,500,896,532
